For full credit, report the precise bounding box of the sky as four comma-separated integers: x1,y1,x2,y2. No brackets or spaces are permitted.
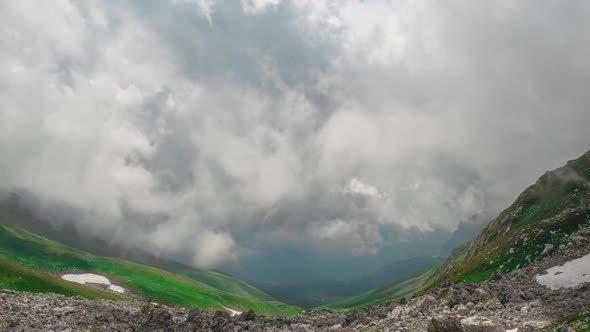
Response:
1,0,590,282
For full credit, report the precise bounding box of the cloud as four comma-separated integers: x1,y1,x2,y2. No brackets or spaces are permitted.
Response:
241,0,281,14
1,0,590,272
173,0,215,23
308,219,383,256
343,178,381,199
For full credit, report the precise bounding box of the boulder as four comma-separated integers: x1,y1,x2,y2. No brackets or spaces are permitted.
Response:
428,316,463,332
460,316,504,332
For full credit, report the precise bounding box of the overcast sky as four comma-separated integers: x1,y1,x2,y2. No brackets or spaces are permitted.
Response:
1,0,590,273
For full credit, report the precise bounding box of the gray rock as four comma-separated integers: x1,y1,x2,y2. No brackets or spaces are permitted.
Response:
460,316,504,332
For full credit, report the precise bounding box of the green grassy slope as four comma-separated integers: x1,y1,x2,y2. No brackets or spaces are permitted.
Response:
440,151,590,284
323,151,590,311
0,223,300,315
544,310,590,331
129,256,272,301
323,263,443,310
0,257,122,300
324,244,469,310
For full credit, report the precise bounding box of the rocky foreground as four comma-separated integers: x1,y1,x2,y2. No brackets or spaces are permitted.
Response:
2,227,590,332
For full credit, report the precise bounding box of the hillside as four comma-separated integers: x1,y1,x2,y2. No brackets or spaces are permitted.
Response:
325,150,590,310
259,256,442,308
324,244,468,310
0,257,122,300
0,222,300,315
440,150,590,284
0,192,273,302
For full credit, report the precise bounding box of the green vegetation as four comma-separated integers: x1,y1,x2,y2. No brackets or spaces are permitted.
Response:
322,262,444,310
0,223,301,315
323,151,590,310
0,257,121,300
440,151,590,284
544,310,590,331
323,243,470,310
128,256,272,301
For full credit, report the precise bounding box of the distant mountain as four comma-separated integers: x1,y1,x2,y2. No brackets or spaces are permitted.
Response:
324,243,468,310
441,215,488,252
0,222,300,315
259,256,442,308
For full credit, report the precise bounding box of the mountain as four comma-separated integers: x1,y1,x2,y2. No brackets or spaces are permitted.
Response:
441,215,489,253
0,193,299,309
0,222,300,315
325,150,590,310
439,150,590,284
258,256,443,308
323,244,468,310
0,257,121,300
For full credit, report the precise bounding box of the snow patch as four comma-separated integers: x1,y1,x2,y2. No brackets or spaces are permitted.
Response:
535,253,590,290
223,306,242,317
61,273,126,293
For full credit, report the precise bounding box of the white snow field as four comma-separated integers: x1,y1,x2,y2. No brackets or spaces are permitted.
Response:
535,253,590,290
61,273,126,293
223,306,243,317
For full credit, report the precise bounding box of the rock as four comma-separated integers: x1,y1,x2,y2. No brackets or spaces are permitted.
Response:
428,316,463,332
389,305,406,319
242,309,256,321
455,304,469,315
518,320,550,331
460,316,504,332
414,296,438,314
542,244,554,255
138,308,174,331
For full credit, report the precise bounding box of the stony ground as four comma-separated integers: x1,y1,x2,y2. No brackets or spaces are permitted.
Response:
1,226,589,332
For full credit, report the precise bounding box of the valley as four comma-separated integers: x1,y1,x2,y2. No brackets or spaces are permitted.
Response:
1,151,590,330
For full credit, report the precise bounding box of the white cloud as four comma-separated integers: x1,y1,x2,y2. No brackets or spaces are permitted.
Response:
344,178,381,199
241,0,281,14
308,219,383,255
173,0,215,23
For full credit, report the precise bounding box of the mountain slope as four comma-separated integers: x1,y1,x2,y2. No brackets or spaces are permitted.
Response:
0,257,122,300
325,150,590,310
441,151,590,284
0,192,274,302
0,222,300,315
324,244,468,310
259,256,443,308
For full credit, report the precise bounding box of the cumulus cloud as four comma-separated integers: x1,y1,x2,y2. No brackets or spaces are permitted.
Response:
1,0,590,270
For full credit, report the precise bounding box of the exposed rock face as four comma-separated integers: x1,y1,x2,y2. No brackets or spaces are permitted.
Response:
1,225,589,331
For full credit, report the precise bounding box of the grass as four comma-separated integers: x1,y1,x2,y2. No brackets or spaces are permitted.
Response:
0,257,122,300
322,261,444,310
440,152,590,284
323,242,471,311
319,151,590,311
544,310,590,331
0,223,301,315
